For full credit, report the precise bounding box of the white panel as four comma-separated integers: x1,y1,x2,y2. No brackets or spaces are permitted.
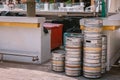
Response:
103,29,120,71
0,27,41,54
0,17,51,64
109,0,120,12
0,16,40,23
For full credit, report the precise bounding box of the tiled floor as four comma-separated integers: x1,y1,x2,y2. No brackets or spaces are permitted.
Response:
0,61,120,80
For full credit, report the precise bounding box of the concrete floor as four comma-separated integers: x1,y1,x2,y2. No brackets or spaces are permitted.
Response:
0,61,120,80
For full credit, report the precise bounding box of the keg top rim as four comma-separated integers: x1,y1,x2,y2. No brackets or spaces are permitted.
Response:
52,50,66,54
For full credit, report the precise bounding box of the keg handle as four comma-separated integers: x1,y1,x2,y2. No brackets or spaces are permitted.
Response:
86,40,91,43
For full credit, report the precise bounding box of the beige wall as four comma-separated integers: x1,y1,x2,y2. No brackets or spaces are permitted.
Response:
109,0,120,12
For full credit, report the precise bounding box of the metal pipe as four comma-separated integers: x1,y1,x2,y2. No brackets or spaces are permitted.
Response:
105,0,109,16
26,0,36,17
0,53,39,62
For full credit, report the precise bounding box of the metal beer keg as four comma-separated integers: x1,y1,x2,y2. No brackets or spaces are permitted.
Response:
65,33,83,77
83,18,103,78
52,50,65,72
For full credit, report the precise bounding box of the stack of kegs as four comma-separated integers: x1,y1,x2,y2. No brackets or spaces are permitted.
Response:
101,35,107,73
65,33,83,77
83,18,103,78
52,50,65,72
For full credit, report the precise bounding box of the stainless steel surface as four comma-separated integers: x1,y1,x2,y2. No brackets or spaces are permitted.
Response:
0,17,51,64
80,13,120,26
0,9,96,17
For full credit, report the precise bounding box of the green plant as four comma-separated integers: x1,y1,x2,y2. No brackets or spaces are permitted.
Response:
49,0,54,3
66,0,71,3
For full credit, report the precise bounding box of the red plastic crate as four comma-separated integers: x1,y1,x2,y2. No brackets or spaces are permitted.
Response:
43,23,63,50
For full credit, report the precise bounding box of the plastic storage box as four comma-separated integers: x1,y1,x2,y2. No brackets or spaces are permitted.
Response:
43,23,63,50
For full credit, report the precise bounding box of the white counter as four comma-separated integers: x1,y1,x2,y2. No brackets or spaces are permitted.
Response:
0,16,51,64
0,9,96,17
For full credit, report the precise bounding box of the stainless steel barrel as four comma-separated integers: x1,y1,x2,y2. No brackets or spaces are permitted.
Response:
65,33,83,77
83,18,103,78
52,50,65,72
